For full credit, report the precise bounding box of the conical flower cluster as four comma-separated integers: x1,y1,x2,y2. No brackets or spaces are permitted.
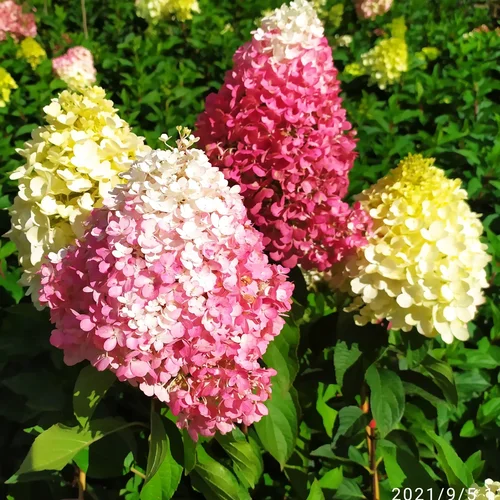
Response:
328,154,491,343
52,47,96,89
196,0,370,271
7,86,149,300
39,135,293,439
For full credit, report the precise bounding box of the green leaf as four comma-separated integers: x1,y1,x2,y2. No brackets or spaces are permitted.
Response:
8,418,139,482
477,397,500,425
465,451,485,479
316,383,338,438
334,341,362,389
421,355,458,406
459,420,480,438
191,445,250,500
216,429,263,489
141,418,183,500
424,429,473,489
254,385,299,468
3,371,65,412
380,440,438,491
262,321,299,391
182,429,197,474
332,406,368,447
306,480,325,500
319,467,343,490
144,411,168,483
366,366,405,437
335,478,365,499
73,365,116,427
455,370,491,402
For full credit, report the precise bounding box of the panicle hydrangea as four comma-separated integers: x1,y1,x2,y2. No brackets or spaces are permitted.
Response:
17,37,46,69
470,480,500,499
349,17,408,89
135,0,200,23
38,134,294,440
327,154,491,344
52,47,96,89
360,36,408,89
0,67,17,107
196,0,371,271
0,0,36,41
7,86,149,300
354,0,392,19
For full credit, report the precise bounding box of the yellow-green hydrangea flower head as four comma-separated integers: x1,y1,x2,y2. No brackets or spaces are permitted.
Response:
328,154,491,343
135,0,200,23
361,36,408,89
17,38,47,69
0,67,17,107
7,86,150,302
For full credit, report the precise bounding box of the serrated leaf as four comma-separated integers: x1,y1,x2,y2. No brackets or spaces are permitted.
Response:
216,429,263,489
73,365,116,427
366,365,405,437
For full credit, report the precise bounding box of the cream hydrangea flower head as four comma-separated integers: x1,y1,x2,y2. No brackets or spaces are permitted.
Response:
135,0,200,23
470,479,500,499
7,86,150,302
328,154,491,343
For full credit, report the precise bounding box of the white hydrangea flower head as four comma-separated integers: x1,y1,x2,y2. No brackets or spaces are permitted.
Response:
7,86,150,304
470,479,500,499
253,0,324,61
327,154,491,344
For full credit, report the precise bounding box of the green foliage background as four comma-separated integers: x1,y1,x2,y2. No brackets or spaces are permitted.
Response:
0,0,499,498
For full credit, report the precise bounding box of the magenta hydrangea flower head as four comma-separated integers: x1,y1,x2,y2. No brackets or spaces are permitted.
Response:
39,130,294,440
0,0,36,41
196,0,371,271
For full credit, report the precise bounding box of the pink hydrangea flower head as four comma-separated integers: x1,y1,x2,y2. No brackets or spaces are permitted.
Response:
52,46,96,89
0,0,37,41
354,0,393,20
39,132,294,440
196,0,371,271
